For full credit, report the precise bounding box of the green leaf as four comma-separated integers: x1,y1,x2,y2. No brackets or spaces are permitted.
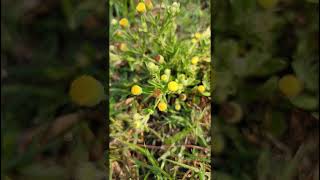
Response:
258,76,279,99
164,159,200,172
164,128,192,144
292,59,319,92
254,59,287,76
290,94,318,110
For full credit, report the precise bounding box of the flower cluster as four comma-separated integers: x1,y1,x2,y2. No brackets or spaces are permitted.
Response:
110,1,211,123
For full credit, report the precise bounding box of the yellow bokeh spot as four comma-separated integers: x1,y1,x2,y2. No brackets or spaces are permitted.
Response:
198,85,205,93
158,102,167,111
69,75,105,107
131,85,142,95
278,74,303,98
168,81,179,92
119,18,129,28
136,2,146,13
192,38,197,44
191,56,199,65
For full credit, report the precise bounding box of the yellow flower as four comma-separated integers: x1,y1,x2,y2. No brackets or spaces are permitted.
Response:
194,32,202,39
136,2,146,13
191,56,199,65
278,74,303,97
175,104,181,111
145,0,153,10
198,85,205,93
69,75,105,107
158,102,167,111
119,18,129,28
168,81,179,92
192,38,197,44
131,85,142,95
161,74,168,81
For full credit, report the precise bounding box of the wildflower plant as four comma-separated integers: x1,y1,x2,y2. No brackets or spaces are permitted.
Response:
109,0,211,178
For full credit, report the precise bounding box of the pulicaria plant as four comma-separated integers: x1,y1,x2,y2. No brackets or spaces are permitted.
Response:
110,0,211,178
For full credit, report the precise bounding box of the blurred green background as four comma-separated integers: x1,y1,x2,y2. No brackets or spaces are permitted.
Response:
1,0,107,179
213,0,319,179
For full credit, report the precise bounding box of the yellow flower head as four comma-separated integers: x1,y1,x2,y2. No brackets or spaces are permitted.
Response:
136,2,146,13
175,104,181,111
131,85,142,95
161,74,168,82
168,81,179,92
278,74,303,97
194,32,202,39
198,85,205,93
119,18,129,28
158,102,167,111
191,56,199,65
69,75,105,107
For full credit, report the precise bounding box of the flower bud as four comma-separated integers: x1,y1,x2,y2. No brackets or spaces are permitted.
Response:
179,94,187,101
155,55,165,64
164,69,171,76
161,74,169,82
111,19,118,25
145,0,153,10
175,104,181,111
147,62,159,72
170,2,180,14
